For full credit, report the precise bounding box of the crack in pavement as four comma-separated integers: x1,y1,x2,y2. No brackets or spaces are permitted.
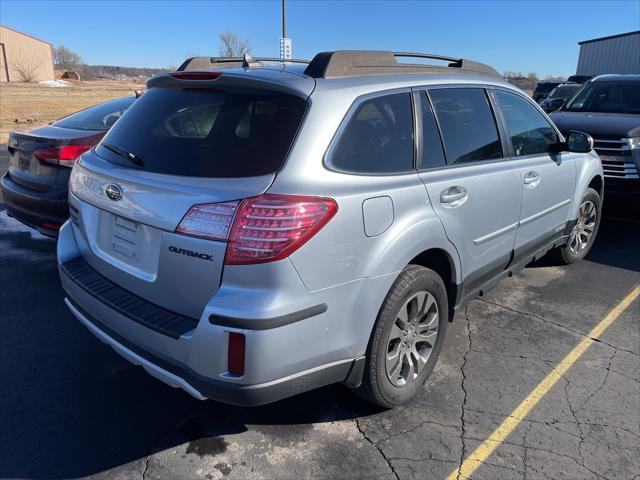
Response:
477,298,639,357
522,424,531,480
374,419,461,444
453,305,473,480
574,349,616,417
356,418,400,480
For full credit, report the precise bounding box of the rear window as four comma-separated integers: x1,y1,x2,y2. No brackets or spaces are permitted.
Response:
329,92,414,174
55,97,135,132
96,88,307,178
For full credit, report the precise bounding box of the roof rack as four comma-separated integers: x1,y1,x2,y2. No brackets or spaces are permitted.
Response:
177,54,309,72
303,51,501,79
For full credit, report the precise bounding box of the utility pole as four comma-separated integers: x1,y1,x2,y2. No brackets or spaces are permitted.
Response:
282,0,286,39
279,0,292,59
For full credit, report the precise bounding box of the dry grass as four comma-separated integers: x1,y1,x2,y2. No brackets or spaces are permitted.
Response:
0,79,144,144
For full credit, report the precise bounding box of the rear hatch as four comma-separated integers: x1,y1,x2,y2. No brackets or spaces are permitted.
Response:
8,126,101,191
69,72,311,320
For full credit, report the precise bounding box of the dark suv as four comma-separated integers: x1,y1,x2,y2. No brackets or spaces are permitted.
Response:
533,81,561,102
550,75,640,201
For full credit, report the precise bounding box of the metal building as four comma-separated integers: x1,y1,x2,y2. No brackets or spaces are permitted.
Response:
576,30,640,76
0,25,55,82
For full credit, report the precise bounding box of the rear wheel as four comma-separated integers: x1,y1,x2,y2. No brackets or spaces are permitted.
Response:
553,187,601,264
355,265,448,408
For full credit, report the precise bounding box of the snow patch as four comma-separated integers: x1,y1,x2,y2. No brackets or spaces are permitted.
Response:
38,80,71,88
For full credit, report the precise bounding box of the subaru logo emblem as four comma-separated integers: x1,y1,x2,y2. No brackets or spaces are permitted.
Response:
105,184,123,201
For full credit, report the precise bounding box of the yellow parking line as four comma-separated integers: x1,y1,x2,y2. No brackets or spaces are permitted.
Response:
447,284,640,480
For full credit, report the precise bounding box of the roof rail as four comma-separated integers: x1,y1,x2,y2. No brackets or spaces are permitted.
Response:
303,50,501,79
177,55,309,72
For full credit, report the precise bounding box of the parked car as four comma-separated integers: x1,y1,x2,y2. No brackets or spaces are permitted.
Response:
539,83,583,112
1,96,136,236
567,75,593,84
550,74,640,200
58,52,602,408
532,81,561,102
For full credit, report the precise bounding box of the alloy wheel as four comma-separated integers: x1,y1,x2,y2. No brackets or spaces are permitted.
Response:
385,291,439,387
568,200,597,255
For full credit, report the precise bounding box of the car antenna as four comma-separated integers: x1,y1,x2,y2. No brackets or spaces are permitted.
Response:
242,53,262,69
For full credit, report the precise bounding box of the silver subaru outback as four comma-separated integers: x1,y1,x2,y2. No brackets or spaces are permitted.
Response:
57,51,603,407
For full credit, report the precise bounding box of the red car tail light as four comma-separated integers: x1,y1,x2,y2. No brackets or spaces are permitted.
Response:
227,332,245,376
33,145,92,168
176,202,238,240
169,71,222,80
225,194,338,265
175,194,337,264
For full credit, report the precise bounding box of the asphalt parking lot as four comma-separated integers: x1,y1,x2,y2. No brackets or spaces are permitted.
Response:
0,147,638,480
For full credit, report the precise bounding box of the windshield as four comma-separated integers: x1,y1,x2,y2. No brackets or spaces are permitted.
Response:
563,81,640,114
96,87,307,178
548,85,581,99
54,97,135,131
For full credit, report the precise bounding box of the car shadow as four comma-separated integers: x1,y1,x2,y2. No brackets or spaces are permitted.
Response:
527,211,639,272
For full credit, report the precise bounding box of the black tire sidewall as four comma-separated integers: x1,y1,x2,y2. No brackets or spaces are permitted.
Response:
373,267,448,406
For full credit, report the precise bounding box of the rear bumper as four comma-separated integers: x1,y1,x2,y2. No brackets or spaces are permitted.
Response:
63,294,360,406
57,221,378,406
1,172,69,236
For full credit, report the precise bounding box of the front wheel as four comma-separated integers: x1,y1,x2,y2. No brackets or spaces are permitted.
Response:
553,187,601,264
355,265,448,408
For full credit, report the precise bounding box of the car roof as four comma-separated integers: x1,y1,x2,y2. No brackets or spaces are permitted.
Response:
591,74,640,82
165,51,518,99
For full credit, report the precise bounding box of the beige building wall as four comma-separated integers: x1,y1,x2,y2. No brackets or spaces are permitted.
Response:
0,25,55,82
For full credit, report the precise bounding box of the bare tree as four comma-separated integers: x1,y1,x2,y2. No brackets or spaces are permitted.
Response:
53,45,82,70
218,30,251,57
10,58,42,82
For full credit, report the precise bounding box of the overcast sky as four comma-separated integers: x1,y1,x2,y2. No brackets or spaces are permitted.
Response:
1,0,639,77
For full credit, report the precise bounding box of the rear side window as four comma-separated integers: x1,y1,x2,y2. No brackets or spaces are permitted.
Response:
429,88,502,164
417,91,446,169
96,88,307,178
55,97,135,132
330,92,414,174
493,90,558,157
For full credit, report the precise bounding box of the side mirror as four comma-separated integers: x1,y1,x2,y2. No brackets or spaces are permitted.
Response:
565,131,594,153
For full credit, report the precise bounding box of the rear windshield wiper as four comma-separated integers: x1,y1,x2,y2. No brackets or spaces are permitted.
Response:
102,143,144,167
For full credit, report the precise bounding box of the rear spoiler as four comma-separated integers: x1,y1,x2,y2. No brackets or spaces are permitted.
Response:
147,69,312,99
177,54,309,72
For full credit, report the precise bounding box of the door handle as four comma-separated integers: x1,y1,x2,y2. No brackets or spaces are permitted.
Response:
523,171,540,187
440,186,468,207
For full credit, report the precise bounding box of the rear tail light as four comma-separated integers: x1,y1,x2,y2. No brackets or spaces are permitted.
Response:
227,332,245,376
176,202,238,240
226,194,337,264
176,194,338,264
33,145,92,168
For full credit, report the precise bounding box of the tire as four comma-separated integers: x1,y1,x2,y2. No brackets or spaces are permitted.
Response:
552,187,601,265
355,265,448,408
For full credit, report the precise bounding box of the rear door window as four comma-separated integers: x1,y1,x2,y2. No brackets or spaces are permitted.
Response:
429,88,502,165
492,90,559,157
96,88,307,178
417,91,446,169
330,92,414,174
